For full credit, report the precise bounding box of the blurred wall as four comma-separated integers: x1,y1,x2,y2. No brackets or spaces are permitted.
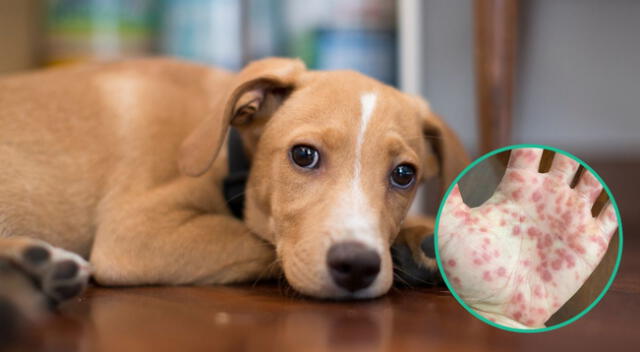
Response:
0,0,43,73
420,0,640,159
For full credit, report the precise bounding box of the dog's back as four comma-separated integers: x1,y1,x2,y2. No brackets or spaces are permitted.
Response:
0,59,230,255
0,59,235,343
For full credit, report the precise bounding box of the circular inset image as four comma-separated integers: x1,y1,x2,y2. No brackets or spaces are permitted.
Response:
434,145,622,332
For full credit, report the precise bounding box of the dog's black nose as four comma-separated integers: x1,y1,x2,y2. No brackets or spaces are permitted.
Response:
327,241,381,292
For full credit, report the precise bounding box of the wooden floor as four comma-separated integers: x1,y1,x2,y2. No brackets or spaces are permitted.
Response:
10,161,640,352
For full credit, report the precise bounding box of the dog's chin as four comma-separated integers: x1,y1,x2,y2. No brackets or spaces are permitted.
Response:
287,277,391,301
329,287,388,301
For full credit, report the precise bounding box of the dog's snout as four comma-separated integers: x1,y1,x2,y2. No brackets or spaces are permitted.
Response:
327,241,381,292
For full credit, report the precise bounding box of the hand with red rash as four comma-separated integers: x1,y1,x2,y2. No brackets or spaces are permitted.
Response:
438,148,618,329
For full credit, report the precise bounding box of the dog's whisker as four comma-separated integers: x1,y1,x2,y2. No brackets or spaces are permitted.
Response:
392,266,415,278
250,259,279,287
392,270,413,288
392,265,426,283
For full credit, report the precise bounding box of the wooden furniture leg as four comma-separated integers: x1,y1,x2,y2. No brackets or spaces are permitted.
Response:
474,0,519,154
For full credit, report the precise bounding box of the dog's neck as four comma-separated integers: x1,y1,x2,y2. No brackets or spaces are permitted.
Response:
223,128,250,219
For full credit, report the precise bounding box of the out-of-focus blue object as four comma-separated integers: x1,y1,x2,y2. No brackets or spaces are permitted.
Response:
247,0,285,60
284,0,397,86
160,0,242,70
315,29,396,85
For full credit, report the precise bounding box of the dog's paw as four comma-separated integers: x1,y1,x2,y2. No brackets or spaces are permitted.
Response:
14,240,91,304
392,217,444,287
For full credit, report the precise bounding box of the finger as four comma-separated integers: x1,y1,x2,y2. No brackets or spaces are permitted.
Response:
444,184,467,210
441,185,472,232
507,148,543,171
596,203,618,241
549,153,580,185
574,170,603,205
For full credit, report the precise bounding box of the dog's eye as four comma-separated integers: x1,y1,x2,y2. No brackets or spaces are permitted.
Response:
290,145,320,169
390,164,416,189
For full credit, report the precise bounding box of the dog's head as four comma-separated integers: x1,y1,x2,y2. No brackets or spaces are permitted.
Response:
179,58,468,299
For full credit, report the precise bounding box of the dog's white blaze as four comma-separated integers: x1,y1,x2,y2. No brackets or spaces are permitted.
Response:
354,93,377,181
330,93,381,252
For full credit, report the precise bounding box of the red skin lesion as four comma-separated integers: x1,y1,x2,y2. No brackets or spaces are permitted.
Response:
509,171,526,183
527,227,542,239
533,285,543,298
454,210,468,219
568,238,587,255
555,248,576,268
532,191,542,202
483,271,493,282
543,178,555,192
590,235,608,253
511,189,522,201
511,291,524,304
513,311,523,321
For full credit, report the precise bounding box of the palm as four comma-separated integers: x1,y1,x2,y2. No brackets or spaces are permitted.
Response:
438,149,618,328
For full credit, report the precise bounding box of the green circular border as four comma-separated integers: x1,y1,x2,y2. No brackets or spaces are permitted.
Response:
433,144,624,333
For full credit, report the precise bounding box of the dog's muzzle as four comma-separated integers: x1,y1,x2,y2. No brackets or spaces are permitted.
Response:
326,241,381,292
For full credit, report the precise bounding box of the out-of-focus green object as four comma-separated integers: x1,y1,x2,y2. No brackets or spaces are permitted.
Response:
46,0,159,66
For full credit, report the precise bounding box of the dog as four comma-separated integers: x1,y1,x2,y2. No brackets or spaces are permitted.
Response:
0,57,468,330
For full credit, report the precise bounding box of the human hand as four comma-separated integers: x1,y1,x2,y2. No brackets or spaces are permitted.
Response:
438,149,618,328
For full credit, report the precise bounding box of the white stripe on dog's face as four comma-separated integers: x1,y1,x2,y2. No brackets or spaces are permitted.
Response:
354,93,377,181
329,93,382,253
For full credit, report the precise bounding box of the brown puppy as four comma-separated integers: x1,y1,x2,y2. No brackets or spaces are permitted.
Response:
0,57,468,309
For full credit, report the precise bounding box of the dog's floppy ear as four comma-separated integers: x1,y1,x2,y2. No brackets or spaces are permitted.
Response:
179,58,306,177
412,96,470,193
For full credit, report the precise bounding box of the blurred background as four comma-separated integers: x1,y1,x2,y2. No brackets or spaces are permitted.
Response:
0,0,398,81
1,0,639,218
1,0,638,160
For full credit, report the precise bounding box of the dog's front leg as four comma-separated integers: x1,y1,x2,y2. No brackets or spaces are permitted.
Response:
392,215,443,286
90,196,278,286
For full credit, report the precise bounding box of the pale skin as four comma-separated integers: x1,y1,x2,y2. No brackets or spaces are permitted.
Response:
438,148,618,329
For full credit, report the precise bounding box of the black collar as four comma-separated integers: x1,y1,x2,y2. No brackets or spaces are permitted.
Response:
223,128,250,219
